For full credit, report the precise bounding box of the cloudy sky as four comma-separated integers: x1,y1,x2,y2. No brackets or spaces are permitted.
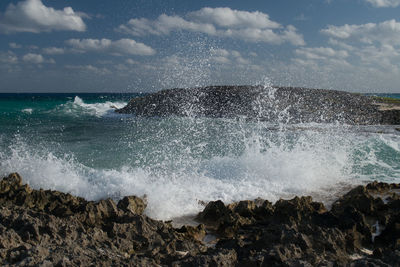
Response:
1,0,400,93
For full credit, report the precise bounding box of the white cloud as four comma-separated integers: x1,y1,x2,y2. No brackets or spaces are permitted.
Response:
287,18,400,91
112,39,156,56
213,56,231,64
281,25,306,46
66,38,156,56
189,7,281,29
293,46,351,77
0,51,18,64
117,15,216,36
321,19,400,71
356,44,400,71
0,0,86,34
22,53,44,63
67,39,111,51
211,49,251,65
42,47,65,55
321,19,400,45
125,59,137,65
9,42,21,49
365,0,400,7
21,53,55,64
117,7,305,46
65,64,111,75
327,38,355,51
212,49,230,58
295,47,349,60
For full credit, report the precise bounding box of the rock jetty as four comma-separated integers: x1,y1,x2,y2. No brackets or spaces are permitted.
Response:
1,173,400,266
116,86,400,125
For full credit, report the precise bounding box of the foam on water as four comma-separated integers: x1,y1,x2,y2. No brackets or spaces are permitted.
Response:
1,121,398,220
21,108,33,114
1,90,400,220
56,96,127,117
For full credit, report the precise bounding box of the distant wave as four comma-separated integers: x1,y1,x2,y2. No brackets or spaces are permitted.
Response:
56,96,127,117
21,108,33,114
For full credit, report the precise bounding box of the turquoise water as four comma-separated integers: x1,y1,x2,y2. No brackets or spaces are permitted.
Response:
366,93,400,99
0,92,399,220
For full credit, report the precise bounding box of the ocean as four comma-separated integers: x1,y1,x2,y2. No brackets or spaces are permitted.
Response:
0,91,399,220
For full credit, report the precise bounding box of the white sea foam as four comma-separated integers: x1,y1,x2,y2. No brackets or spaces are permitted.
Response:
2,125,390,220
379,134,400,153
1,85,400,222
22,108,33,114
57,96,127,117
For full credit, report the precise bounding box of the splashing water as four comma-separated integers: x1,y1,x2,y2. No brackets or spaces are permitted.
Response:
0,93,399,220
58,96,127,117
22,108,33,114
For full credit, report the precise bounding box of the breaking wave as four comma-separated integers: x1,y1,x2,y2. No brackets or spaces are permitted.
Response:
56,96,127,117
1,118,399,220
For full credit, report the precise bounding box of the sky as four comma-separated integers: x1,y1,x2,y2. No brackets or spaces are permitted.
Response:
1,0,400,93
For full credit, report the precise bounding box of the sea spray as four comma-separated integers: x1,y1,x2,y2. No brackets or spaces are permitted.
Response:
56,96,127,117
1,93,399,220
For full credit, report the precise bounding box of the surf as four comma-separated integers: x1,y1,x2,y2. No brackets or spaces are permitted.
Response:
1,95,399,220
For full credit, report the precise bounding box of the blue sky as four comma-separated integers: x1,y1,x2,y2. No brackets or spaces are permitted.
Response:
1,0,400,93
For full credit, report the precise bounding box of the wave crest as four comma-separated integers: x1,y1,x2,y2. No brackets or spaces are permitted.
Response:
57,96,126,117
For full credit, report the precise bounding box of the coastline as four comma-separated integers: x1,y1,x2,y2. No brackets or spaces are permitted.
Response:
1,173,399,266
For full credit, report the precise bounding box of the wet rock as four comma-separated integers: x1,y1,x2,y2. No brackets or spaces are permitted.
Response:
0,173,23,193
195,182,400,266
84,198,119,226
366,181,393,192
197,200,230,225
375,214,400,247
172,248,237,267
1,174,207,266
116,86,400,125
273,196,327,224
228,200,256,218
332,185,385,216
177,224,206,241
117,195,146,215
1,173,400,266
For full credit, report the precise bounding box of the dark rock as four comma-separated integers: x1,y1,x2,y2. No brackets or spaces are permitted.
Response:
331,186,385,216
195,182,400,266
0,174,208,266
0,173,22,193
172,248,237,267
116,86,400,125
375,214,400,247
197,200,230,225
84,198,119,226
117,195,146,215
1,173,400,266
228,200,256,218
379,109,400,125
177,224,206,241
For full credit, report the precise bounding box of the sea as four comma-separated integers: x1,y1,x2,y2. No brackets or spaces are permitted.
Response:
0,90,399,220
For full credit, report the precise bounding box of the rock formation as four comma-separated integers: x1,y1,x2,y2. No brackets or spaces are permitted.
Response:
1,173,400,266
116,86,400,125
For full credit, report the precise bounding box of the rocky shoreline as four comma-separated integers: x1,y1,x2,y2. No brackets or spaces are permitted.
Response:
1,173,400,266
116,86,400,125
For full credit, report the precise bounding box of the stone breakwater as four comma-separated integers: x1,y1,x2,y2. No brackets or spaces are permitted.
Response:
116,86,400,125
1,173,400,266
